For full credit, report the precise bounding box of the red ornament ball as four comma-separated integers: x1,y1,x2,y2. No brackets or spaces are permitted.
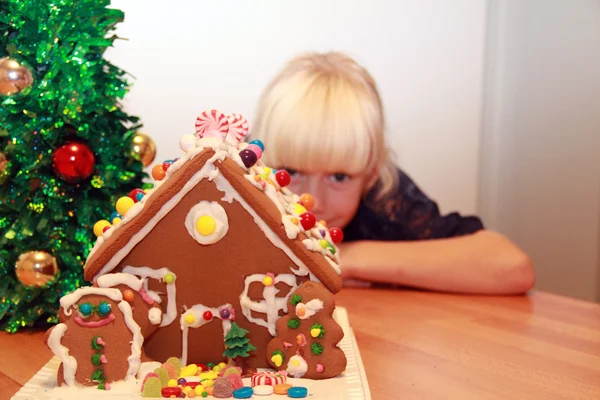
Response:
52,141,95,183
299,212,316,230
275,170,291,187
329,227,344,244
203,311,213,321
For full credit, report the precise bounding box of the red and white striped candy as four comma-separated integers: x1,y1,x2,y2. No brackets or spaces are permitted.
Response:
251,371,287,387
226,113,249,143
195,109,230,139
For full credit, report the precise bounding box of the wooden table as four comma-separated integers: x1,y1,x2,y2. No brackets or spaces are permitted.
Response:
1,288,600,399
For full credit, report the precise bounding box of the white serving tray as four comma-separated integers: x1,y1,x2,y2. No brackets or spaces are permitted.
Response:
11,307,370,400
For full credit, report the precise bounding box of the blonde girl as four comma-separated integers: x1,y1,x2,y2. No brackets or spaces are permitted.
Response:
250,52,534,294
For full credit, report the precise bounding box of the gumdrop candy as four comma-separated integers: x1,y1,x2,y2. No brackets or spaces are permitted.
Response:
141,377,162,398
166,357,182,377
213,376,234,398
162,362,178,380
142,372,159,391
154,367,169,387
227,374,244,390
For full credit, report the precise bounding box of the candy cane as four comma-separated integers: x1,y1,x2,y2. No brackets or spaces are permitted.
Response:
226,113,249,143
195,109,230,139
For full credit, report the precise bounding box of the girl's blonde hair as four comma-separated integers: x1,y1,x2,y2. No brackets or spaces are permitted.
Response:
251,51,398,204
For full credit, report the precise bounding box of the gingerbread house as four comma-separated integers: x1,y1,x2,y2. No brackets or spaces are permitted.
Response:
83,110,343,369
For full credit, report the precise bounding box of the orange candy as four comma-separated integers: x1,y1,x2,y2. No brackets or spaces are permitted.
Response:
152,164,166,181
205,386,214,396
254,175,262,182
274,384,293,395
123,290,135,303
299,193,315,211
319,220,327,227
290,218,298,225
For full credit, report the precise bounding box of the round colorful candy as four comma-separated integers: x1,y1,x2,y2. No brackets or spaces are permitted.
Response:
246,144,262,160
168,379,178,387
195,109,230,139
180,134,196,152
273,384,292,395
220,308,230,319
123,290,135,303
109,211,122,223
79,302,93,317
253,385,273,396
116,196,135,216
93,220,111,237
151,164,166,181
249,139,264,151
164,273,175,284
239,149,257,168
299,212,316,230
232,386,253,399
319,239,329,249
299,193,315,211
161,386,182,397
185,313,195,325
128,188,145,203
287,387,308,398
275,170,291,187
162,160,173,172
178,378,187,385
98,302,111,316
203,311,213,321
329,227,344,244
196,215,216,236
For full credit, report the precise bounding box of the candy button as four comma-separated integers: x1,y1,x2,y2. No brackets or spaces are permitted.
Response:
263,276,274,286
152,164,166,181
123,290,135,303
233,386,253,398
299,193,315,211
287,387,308,398
299,212,316,230
239,148,258,168
196,215,216,236
93,220,111,237
274,383,292,395
293,203,307,215
275,170,291,187
185,313,195,325
203,311,213,321
253,385,274,396
116,196,135,215
246,144,263,160
249,139,265,151
164,273,175,284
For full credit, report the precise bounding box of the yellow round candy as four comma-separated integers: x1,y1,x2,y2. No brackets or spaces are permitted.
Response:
111,217,122,225
116,196,135,216
311,328,321,338
185,313,195,325
212,365,222,373
194,385,205,396
164,273,175,284
293,203,307,215
218,362,227,369
271,354,283,367
263,167,272,175
188,390,197,398
183,386,193,396
263,276,274,286
168,379,178,387
319,239,329,249
196,215,216,236
93,220,111,237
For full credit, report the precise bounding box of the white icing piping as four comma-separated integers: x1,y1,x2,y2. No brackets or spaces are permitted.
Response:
180,303,234,366
60,287,123,316
122,266,177,327
295,299,324,320
117,300,144,380
47,323,78,386
213,174,319,282
96,273,144,292
148,307,162,325
286,354,308,378
239,273,298,336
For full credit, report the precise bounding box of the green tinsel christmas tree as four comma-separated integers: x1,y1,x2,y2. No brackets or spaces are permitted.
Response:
0,0,150,332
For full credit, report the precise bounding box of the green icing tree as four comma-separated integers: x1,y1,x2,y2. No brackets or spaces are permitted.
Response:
223,322,256,367
0,0,148,332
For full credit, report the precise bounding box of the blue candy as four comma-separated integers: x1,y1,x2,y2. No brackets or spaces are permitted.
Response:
288,386,308,398
97,301,112,316
78,302,93,317
249,139,264,151
233,386,253,399
110,211,122,221
135,192,144,202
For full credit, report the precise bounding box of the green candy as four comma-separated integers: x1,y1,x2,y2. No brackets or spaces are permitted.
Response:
141,377,162,398
290,294,302,306
91,336,104,351
154,367,169,387
311,342,324,356
91,368,106,383
287,318,300,329
91,353,102,366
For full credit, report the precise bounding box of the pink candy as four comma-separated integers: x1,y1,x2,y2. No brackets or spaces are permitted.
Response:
100,355,108,364
246,144,262,159
96,337,106,346
316,364,324,373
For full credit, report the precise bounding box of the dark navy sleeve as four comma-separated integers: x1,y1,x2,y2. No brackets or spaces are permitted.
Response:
343,168,484,242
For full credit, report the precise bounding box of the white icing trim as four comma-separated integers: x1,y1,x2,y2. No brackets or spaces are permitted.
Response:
117,300,144,380
60,288,123,316
47,323,78,386
184,201,229,245
296,299,324,320
180,303,234,366
89,148,227,276
122,266,177,327
96,273,144,292
239,273,298,336
148,307,162,325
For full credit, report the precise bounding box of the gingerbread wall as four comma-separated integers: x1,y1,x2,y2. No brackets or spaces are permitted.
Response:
113,174,304,367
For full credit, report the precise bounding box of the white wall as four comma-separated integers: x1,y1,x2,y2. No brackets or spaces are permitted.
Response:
481,0,600,301
106,0,486,216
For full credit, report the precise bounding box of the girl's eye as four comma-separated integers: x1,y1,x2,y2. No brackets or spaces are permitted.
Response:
78,302,93,318
330,173,350,183
97,301,112,317
284,168,299,176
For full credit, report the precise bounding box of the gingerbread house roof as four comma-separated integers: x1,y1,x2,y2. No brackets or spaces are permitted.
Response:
84,135,343,293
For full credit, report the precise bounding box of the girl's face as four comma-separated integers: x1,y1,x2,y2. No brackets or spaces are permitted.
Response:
284,169,369,229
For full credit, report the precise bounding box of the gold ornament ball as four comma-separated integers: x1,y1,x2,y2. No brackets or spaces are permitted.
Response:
0,152,8,185
15,251,59,287
131,132,156,167
0,57,34,96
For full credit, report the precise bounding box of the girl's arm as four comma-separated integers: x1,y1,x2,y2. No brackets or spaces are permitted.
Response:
339,230,535,295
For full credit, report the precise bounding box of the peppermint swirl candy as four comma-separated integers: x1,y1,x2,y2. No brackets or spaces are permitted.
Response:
195,109,230,139
226,113,249,143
